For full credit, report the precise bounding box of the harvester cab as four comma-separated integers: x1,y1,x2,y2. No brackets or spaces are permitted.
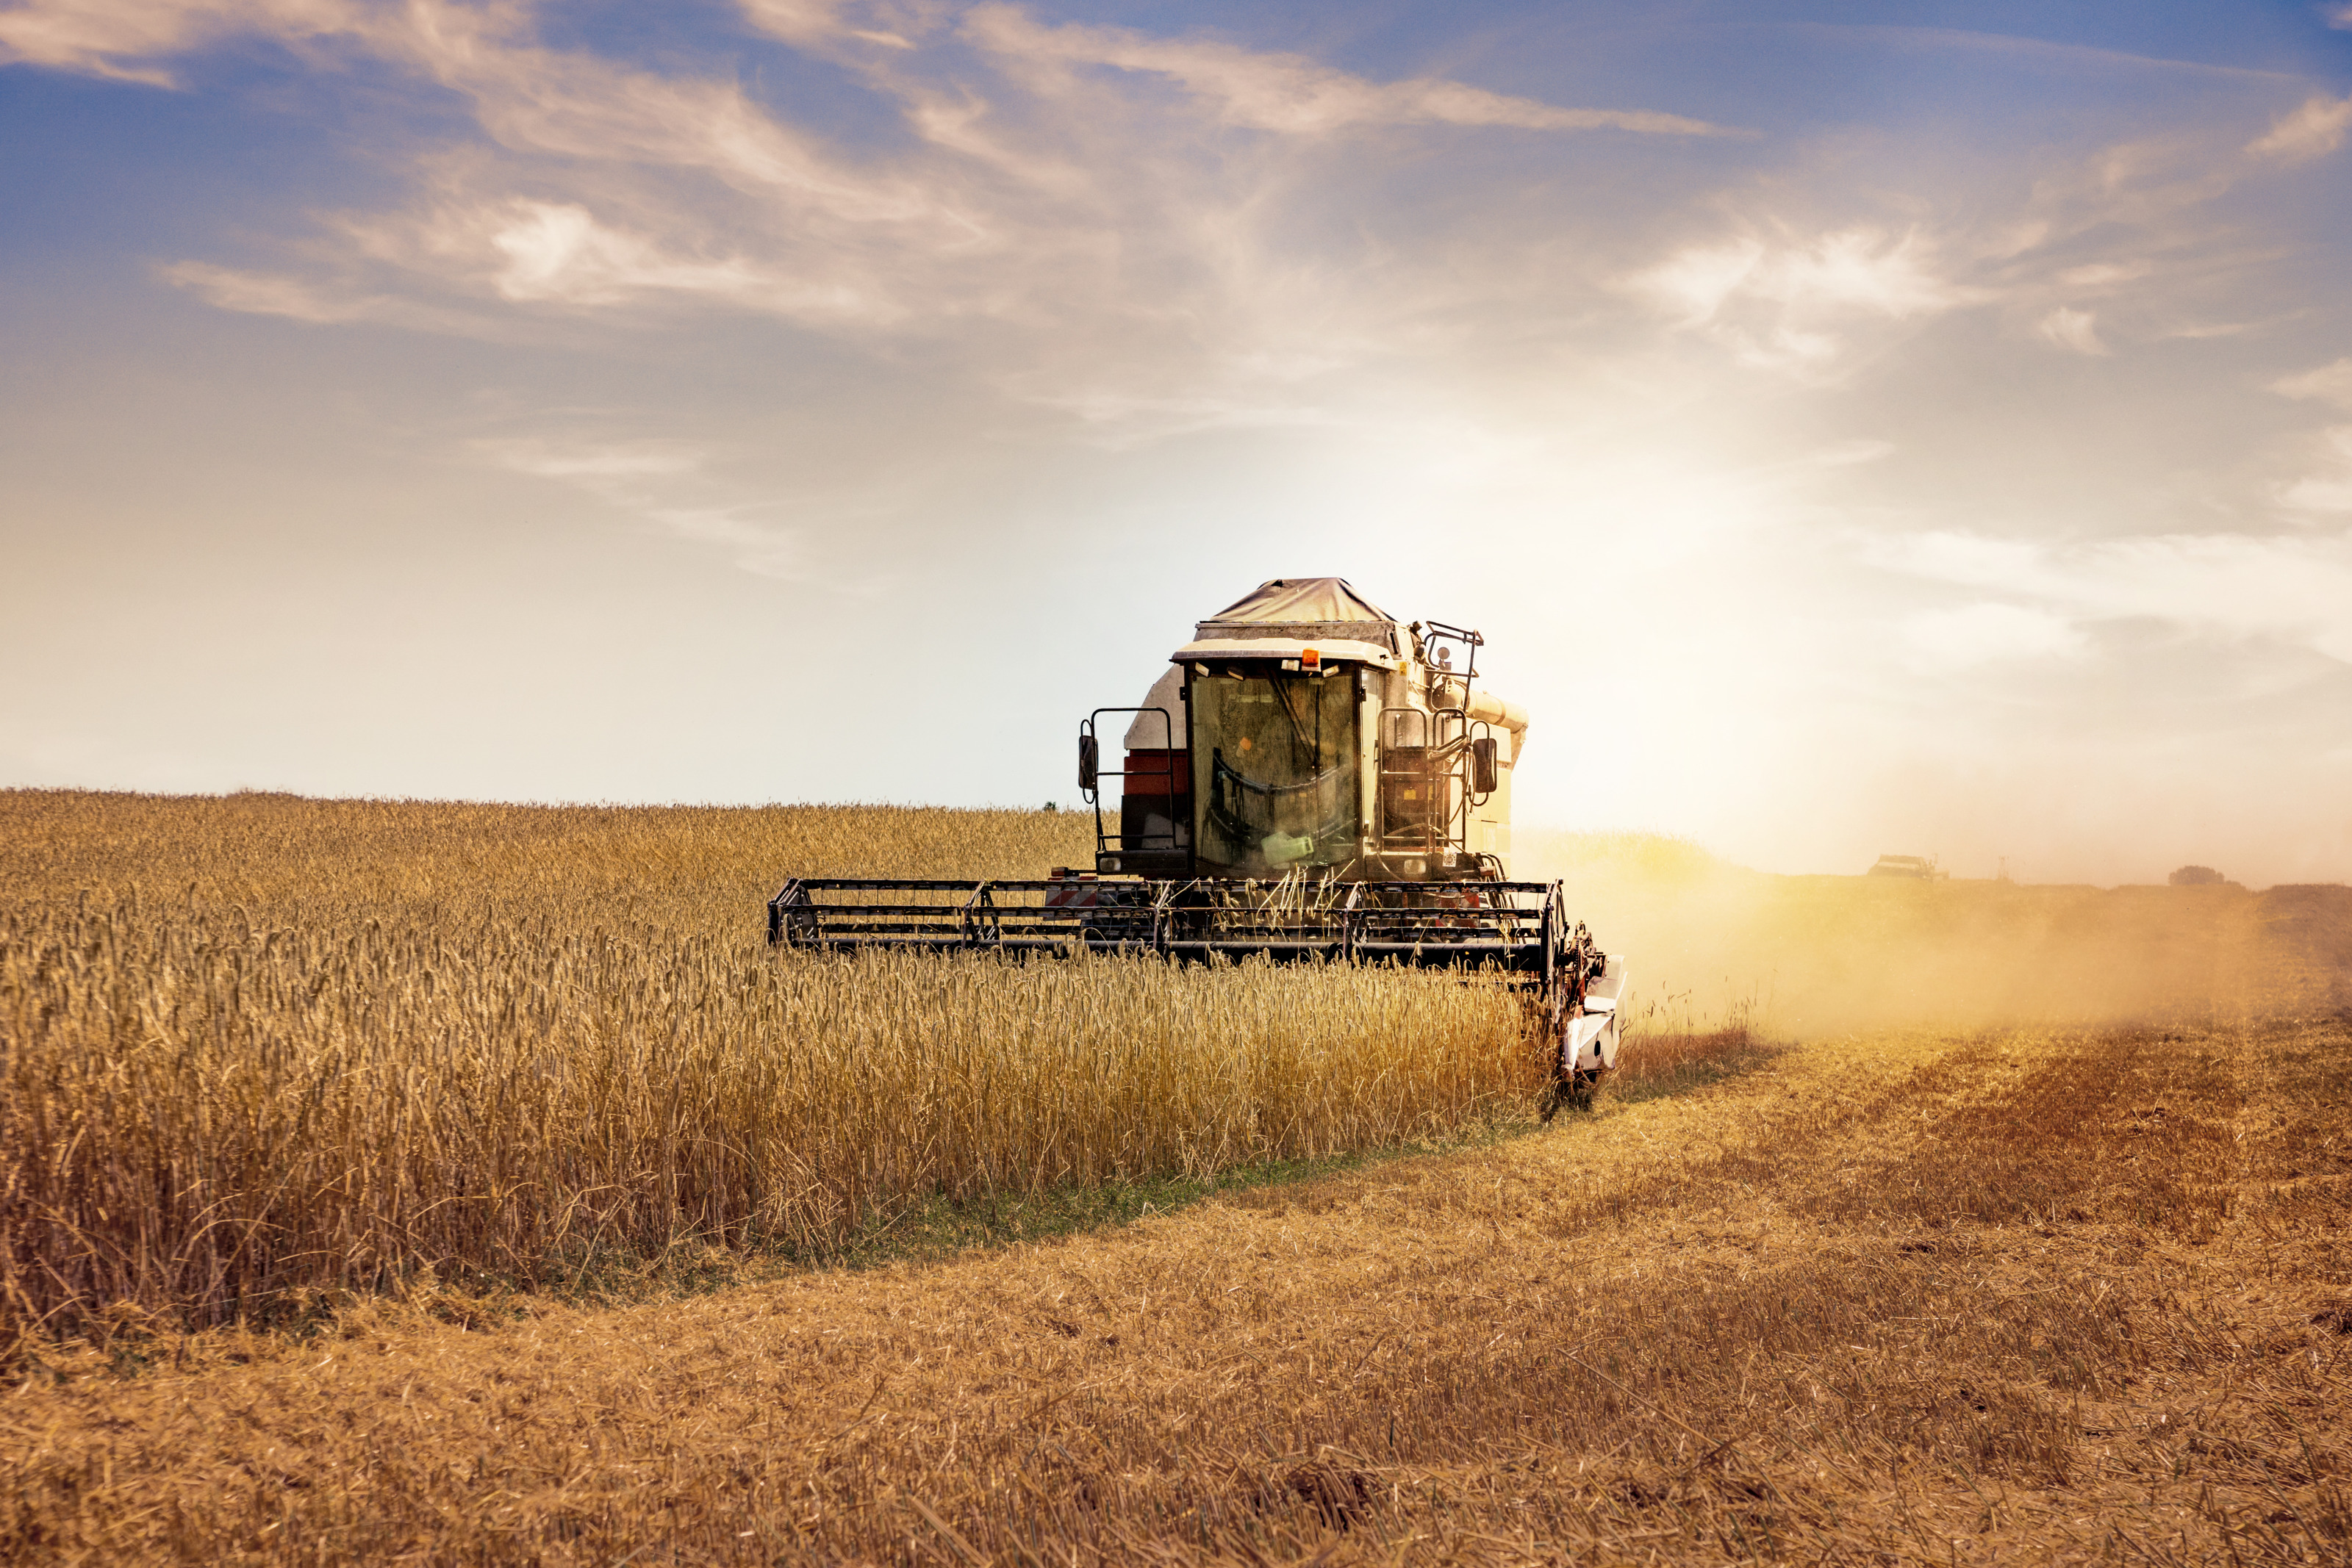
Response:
768,576,1626,1109
1079,577,1527,884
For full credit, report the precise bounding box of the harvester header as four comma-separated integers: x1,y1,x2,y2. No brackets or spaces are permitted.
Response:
769,576,1625,1107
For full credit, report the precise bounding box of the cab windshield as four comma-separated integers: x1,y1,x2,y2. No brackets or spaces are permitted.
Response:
1191,672,1358,871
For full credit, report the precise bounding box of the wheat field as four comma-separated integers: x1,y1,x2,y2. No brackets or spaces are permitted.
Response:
6,1009,2347,1564
0,791,1541,1348
6,790,2348,1566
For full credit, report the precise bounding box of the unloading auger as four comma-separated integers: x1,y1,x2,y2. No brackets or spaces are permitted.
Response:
765,578,1626,1107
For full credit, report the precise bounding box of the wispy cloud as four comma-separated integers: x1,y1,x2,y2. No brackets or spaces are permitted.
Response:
2277,431,2352,515
1809,23,2303,83
2248,92,2352,160
159,258,520,337
950,4,1737,138
2269,359,2352,514
0,0,1767,451
2274,357,2352,408
1626,228,1984,375
476,437,711,483
0,0,351,85
1618,96,2328,382
10,0,2312,428
1904,601,2090,670
2056,260,2152,288
160,259,380,324
2037,306,2107,354
473,436,800,578
1871,528,2352,664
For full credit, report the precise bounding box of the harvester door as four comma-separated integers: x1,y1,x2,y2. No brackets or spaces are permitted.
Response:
1375,708,1438,857
1377,707,1476,861
1083,707,1188,876
1378,747,1431,847
1119,746,1190,868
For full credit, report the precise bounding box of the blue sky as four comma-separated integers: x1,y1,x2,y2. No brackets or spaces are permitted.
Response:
5,1,2352,883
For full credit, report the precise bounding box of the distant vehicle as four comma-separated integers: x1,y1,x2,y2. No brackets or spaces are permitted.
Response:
1868,854,1947,880
2169,865,2229,887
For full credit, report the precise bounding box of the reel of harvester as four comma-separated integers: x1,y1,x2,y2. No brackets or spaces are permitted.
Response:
764,577,1627,1108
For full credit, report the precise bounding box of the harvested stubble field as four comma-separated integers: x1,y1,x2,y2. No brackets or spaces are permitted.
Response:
4,791,2351,1564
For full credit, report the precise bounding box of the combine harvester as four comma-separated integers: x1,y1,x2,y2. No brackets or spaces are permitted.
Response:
767,578,1626,1107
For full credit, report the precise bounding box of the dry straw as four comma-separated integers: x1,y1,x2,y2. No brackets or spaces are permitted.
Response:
1,793,1543,1345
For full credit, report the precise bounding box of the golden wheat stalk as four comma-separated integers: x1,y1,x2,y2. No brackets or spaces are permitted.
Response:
1,890,1538,1342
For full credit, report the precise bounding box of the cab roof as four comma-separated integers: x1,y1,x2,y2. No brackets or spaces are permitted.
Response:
1176,576,1405,667
1197,577,1399,633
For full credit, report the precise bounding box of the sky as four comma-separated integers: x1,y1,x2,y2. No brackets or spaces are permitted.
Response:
4,0,2352,886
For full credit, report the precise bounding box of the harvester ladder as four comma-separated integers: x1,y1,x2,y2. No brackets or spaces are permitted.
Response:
1376,707,1473,860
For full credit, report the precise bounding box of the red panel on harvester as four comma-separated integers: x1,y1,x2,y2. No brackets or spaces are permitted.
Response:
1122,750,1189,794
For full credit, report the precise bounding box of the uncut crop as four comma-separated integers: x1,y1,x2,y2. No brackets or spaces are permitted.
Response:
0,793,1538,1345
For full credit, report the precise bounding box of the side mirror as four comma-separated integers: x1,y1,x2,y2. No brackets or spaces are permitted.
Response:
1078,733,1100,795
1470,736,1498,796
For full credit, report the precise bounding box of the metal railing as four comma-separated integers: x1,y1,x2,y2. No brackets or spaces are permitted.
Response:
1079,705,1186,866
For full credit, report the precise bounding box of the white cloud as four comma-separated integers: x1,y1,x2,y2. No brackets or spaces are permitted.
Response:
1627,228,1981,374
1630,114,2295,380
951,4,1734,139
2270,362,2352,514
1785,438,1897,471
7,0,1740,441
1765,230,1973,317
736,0,865,47
0,0,353,84
1616,98,2303,398
2248,93,2352,160
2278,428,2352,514
1872,529,2352,664
2003,134,2240,262
158,258,519,337
1904,602,2088,669
2281,470,2352,514
2056,260,2151,287
2274,357,2352,408
1882,531,2046,585
1632,238,1765,326
476,202,773,310
475,438,711,483
645,508,799,579
20,0,2280,453
473,436,798,578
2157,319,2255,340
160,260,368,323
2037,306,2107,354
171,198,903,333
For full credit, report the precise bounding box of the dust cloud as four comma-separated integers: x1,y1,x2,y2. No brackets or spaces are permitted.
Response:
1517,831,2352,1040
